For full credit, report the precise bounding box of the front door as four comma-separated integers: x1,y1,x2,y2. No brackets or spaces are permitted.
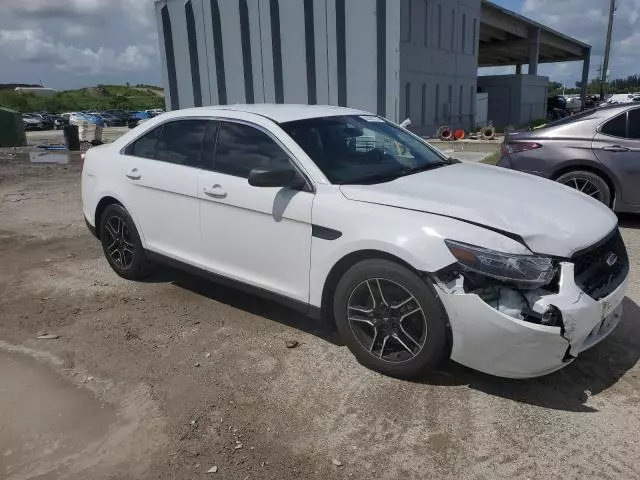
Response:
593,108,640,206
197,120,314,304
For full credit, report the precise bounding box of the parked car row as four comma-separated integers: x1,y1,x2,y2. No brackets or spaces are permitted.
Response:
21,109,165,131
21,112,69,131
604,93,640,105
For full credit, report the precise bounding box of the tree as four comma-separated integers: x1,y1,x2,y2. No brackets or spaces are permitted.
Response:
549,81,563,94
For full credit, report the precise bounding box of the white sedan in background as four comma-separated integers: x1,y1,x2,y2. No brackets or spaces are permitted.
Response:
81,104,628,379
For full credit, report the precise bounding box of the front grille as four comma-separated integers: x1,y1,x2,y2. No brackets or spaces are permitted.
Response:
572,229,628,300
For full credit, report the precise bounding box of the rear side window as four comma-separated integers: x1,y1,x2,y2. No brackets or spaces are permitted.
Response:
156,120,208,166
126,126,161,159
125,120,209,167
628,109,640,139
601,113,627,138
210,122,291,178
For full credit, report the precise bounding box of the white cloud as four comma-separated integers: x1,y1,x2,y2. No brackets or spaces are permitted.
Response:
120,0,156,27
6,0,108,19
5,0,155,27
65,25,90,38
0,28,156,75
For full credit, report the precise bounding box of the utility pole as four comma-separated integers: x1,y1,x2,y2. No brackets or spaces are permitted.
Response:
600,0,616,100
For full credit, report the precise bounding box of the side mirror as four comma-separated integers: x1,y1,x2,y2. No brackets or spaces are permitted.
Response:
248,167,306,189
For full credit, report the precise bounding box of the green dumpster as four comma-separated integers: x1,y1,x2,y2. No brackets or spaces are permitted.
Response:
0,107,27,147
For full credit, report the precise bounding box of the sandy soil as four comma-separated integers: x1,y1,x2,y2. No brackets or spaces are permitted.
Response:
1,154,640,479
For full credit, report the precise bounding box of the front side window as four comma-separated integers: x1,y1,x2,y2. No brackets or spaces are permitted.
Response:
281,115,448,184
126,119,209,167
601,113,627,138
213,122,292,178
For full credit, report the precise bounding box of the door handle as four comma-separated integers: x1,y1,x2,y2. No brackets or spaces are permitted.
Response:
203,184,227,198
601,145,630,152
125,168,141,180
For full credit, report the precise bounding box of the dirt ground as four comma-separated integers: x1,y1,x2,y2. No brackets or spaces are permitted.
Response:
1,138,640,479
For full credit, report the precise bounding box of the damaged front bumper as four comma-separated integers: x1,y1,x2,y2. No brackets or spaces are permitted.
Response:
435,262,628,379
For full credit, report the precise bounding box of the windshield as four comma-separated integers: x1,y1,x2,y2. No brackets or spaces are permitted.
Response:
280,115,448,184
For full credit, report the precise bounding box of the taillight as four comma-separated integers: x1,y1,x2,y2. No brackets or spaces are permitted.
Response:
506,142,542,154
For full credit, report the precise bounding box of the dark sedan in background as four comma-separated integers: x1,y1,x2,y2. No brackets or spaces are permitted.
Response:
498,104,640,213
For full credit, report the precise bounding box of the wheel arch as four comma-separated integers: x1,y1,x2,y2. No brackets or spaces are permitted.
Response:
94,196,124,239
550,163,618,206
319,249,453,355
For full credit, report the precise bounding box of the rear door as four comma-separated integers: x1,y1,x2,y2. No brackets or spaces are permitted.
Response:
592,108,640,205
121,119,213,263
196,120,314,304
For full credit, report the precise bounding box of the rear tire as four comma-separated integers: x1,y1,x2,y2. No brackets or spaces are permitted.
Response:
333,259,449,379
99,204,149,280
556,170,611,207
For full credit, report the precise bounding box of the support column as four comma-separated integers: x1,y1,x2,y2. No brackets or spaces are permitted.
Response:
528,27,540,75
581,47,591,109
516,64,522,75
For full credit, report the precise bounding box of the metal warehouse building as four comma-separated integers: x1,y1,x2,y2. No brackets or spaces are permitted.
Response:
154,0,590,134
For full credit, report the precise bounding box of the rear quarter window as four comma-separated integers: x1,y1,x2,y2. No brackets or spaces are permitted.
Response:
601,113,627,138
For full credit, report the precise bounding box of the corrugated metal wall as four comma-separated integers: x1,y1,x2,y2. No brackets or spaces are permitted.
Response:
399,0,481,136
155,0,401,121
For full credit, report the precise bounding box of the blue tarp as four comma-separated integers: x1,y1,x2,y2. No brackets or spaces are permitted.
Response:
74,113,105,127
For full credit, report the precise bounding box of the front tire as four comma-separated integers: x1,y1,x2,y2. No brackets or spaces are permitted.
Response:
556,170,611,207
333,259,449,379
99,204,149,280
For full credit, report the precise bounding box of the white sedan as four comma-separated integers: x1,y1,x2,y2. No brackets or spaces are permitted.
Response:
81,104,628,379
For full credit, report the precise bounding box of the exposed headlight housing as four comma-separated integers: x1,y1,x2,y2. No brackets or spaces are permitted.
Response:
444,239,555,286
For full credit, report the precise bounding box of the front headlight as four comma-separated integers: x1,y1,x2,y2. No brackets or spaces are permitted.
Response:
445,239,555,286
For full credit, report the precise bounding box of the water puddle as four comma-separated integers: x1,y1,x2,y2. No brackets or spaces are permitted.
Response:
0,350,117,479
29,151,73,164
0,150,82,166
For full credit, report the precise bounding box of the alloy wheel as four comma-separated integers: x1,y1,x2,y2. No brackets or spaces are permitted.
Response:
103,215,135,269
347,278,427,363
562,177,602,200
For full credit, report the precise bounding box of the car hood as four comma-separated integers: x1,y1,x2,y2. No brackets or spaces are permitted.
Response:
339,162,617,257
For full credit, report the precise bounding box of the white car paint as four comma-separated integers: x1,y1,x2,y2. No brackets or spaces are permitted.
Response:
196,167,313,303
81,104,628,379
339,161,617,258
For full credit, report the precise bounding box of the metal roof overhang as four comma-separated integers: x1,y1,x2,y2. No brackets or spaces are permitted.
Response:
479,0,590,67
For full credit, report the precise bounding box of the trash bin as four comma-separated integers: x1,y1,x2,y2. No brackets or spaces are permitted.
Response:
63,124,80,151
0,107,26,147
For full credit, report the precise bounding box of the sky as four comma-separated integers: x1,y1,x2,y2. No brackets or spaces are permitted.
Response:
484,0,640,86
0,0,638,90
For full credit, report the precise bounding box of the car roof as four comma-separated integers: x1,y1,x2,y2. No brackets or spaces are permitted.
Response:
167,104,372,123
594,103,640,115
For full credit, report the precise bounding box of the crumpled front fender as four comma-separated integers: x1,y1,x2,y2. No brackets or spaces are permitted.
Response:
435,262,627,379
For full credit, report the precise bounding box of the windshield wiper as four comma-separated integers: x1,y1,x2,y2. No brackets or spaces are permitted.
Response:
402,162,450,174
341,161,449,185
341,171,408,185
